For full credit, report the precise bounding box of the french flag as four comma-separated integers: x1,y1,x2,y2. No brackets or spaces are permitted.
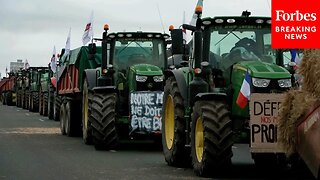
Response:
236,70,251,109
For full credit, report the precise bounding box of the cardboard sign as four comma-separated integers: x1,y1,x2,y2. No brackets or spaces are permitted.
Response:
297,103,320,179
250,93,284,153
130,91,163,134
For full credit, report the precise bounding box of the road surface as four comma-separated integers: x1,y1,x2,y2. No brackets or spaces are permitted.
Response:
0,104,313,180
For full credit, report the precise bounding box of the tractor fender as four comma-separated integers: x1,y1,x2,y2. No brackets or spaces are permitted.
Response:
165,69,188,106
193,92,227,105
93,86,117,94
83,69,99,90
50,77,57,89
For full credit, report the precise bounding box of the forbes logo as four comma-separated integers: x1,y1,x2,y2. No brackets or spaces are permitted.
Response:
275,10,317,21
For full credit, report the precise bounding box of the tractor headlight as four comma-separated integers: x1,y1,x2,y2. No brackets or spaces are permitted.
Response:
153,75,164,82
136,75,147,82
252,77,270,87
278,79,292,88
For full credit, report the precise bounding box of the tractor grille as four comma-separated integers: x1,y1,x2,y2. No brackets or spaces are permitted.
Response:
136,76,163,91
252,79,289,93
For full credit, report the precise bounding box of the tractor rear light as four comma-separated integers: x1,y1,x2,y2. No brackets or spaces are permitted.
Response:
169,25,174,31
102,69,108,74
104,24,109,31
194,68,202,74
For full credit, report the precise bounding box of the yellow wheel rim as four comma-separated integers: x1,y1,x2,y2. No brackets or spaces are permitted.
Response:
165,95,174,150
83,85,89,129
195,117,204,162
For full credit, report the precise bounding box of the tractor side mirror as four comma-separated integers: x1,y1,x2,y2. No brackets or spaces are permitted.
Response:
170,29,184,55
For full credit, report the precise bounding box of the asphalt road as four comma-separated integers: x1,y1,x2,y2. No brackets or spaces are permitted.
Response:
0,104,314,180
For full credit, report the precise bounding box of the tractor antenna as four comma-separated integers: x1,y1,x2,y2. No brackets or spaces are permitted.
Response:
157,3,165,33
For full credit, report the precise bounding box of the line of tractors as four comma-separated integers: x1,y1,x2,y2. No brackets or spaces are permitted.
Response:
0,8,308,178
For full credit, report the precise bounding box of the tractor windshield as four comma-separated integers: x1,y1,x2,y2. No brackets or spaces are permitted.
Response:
208,25,273,70
113,38,166,71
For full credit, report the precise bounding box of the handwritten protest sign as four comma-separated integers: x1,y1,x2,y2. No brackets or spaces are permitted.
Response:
250,93,284,153
130,91,163,134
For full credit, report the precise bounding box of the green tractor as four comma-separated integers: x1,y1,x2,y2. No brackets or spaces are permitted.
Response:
38,68,50,116
162,10,293,177
27,67,49,112
83,25,170,149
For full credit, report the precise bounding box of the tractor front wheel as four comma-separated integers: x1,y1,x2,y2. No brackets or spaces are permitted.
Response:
191,100,233,177
43,92,48,116
162,77,190,167
90,93,118,150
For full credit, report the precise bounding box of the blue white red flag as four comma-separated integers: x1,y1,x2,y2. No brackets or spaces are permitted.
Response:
290,49,300,63
82,11,94,45
236,70,251,109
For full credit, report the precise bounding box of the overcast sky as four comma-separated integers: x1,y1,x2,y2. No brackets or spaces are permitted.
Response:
0,0,271,77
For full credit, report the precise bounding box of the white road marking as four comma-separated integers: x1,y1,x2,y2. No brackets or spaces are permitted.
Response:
39,119,44,122
25,113,30,116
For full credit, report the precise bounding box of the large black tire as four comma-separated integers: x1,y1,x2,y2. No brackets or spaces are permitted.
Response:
82,79,93,145
54,94,62,121
48,87,54,120
60,102,66,135
162,77,190,167
43,92,48,116
2,93,6,105
21,91,26,109
39,92,44,115
30,92,39,112
90,93,118,150
16,90,21,107
65,100,81,137
191,100,233,177
6,92,13,106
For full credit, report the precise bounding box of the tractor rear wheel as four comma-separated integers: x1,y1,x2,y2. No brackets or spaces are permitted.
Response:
6,92,13,106
191,100,233,177
60,102,66,135
162,77,190,167
82,79,93,145
48,86,54,119
54,94,62,121
30,92,39,112
2,93,6,105
90,93,118,150
39,92,44,115
16,90,21,107
43,92,48,116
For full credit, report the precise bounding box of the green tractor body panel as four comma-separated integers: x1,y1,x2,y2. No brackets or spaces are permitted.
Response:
40,72,49,92
57,46,102,94
127,64,163,92
230,61,291,118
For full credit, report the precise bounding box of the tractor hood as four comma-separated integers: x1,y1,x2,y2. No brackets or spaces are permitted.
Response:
130,64,163,76
234,61,291,79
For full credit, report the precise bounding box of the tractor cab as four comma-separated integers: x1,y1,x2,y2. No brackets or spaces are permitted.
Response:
107,32,169,92
200,15,292,118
